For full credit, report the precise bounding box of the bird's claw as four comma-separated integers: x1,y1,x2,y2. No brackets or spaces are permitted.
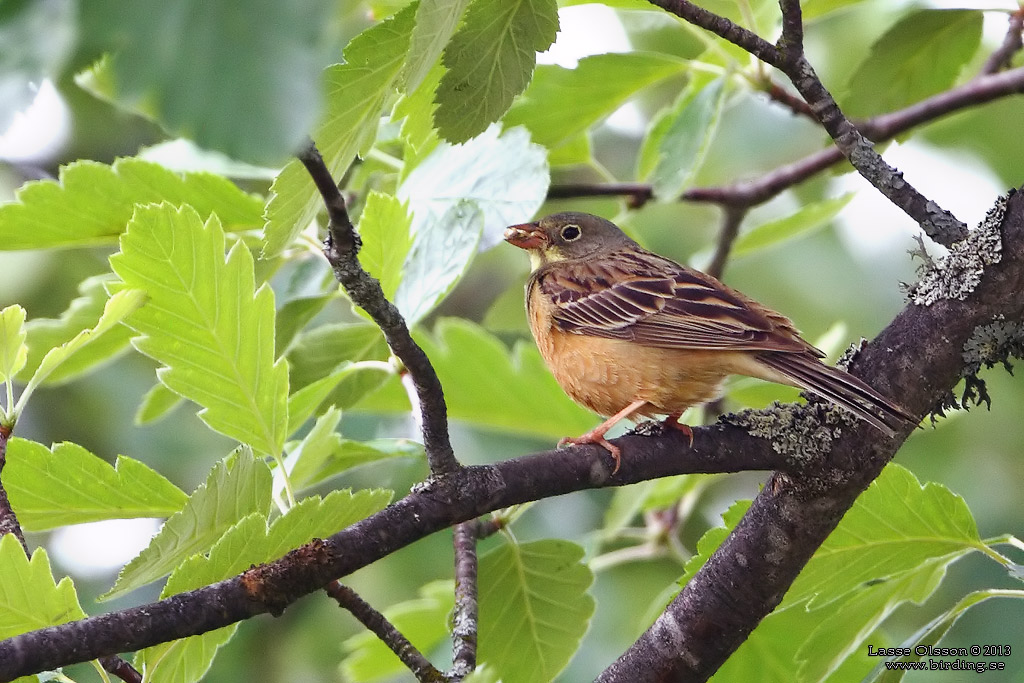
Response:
558,433,622,475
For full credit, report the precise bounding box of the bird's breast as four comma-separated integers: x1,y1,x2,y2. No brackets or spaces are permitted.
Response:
528,286,742,417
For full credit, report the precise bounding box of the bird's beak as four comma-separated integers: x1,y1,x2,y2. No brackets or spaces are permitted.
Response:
504,222,547,250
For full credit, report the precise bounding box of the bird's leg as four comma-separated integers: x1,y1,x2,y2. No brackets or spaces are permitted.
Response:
559,399,649,474
662,412,694,447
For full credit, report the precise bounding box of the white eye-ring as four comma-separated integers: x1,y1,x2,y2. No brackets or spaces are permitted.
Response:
560,224,581,241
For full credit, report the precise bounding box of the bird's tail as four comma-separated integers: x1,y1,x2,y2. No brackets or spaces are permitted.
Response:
757,352,917,436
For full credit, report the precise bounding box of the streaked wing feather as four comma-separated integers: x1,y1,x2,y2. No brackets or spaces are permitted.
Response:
538,249,816,353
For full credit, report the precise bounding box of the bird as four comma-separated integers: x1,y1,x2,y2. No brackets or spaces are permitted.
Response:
504,211,916,473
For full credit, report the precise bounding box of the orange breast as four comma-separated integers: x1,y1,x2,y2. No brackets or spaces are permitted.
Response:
528,286,748,418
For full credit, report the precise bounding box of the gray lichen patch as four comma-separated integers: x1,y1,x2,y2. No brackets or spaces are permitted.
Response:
905,191,1011,305
963,316,1024,376
722,400,854,465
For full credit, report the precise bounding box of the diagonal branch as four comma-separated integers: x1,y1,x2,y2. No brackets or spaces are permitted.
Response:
297,142,459,476
647,0,968,245
550,67,1024,212
980,7,1024,76
0,427,792,679
324,582,444,682
598,187,1024,681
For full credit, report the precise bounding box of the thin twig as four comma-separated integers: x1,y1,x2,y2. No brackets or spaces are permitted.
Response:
297,141,460,476
705,206,748,280
0,426,27,554
980,8,1024,76
550,66,1024,213
646,0,783,66
450,522,479,679
99,655,143,683
324,581,445,683
763,79,815,119
784,53,968,245
547,182,654,207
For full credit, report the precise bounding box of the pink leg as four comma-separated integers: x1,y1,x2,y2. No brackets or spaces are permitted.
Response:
662,412,694,447
559,399,649,474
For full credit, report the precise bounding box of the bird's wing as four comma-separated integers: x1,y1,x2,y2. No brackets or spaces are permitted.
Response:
537,249,820,354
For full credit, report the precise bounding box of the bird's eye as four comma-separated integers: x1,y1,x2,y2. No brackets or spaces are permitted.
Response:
560,224,581,241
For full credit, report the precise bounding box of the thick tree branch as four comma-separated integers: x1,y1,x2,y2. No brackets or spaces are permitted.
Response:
0,426,790,679
324,582,443,682
296,142,459,476
599,187,1024,681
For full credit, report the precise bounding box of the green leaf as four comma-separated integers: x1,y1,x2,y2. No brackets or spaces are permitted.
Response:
731,194,854,258
357,193,413,301
395,200,484,327
478,539,594,682
396,123,549,249
286,365,353,435
137,487,392,680
19,275,134,386
76,0,335,165
164,488,392,595
293,436,424,492
110,204,289,457
784,464,982,610
802,0,868,20
603,475,715,540
460,665,502,683
134,624,238,683
434,0,559,142
794,569,947,682
103,450,272,600
5,439,187,531
341,580,455,682
0,0,75,130
680,498,751,586
548,133,592,167
279,407,343,494
867,589,1024,682
135,382,184,424
710,594,876,683
275,294,336,356
843,10,983,117
0,158,263,250
503,52,687,149
650,76,728,200
15,289,145,417
0,535,87,640
262,6,416,258
698,466,988,683
286,322,392,412
357,319,596,439
404,0,474,92
0,305,27,384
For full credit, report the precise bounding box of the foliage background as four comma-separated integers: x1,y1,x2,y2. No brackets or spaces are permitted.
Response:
0,0,1022,681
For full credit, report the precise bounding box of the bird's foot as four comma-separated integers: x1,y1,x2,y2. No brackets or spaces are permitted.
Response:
662,414,695,447
558,431,622,475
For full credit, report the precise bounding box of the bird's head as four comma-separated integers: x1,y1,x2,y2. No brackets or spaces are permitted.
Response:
504,212,639,269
